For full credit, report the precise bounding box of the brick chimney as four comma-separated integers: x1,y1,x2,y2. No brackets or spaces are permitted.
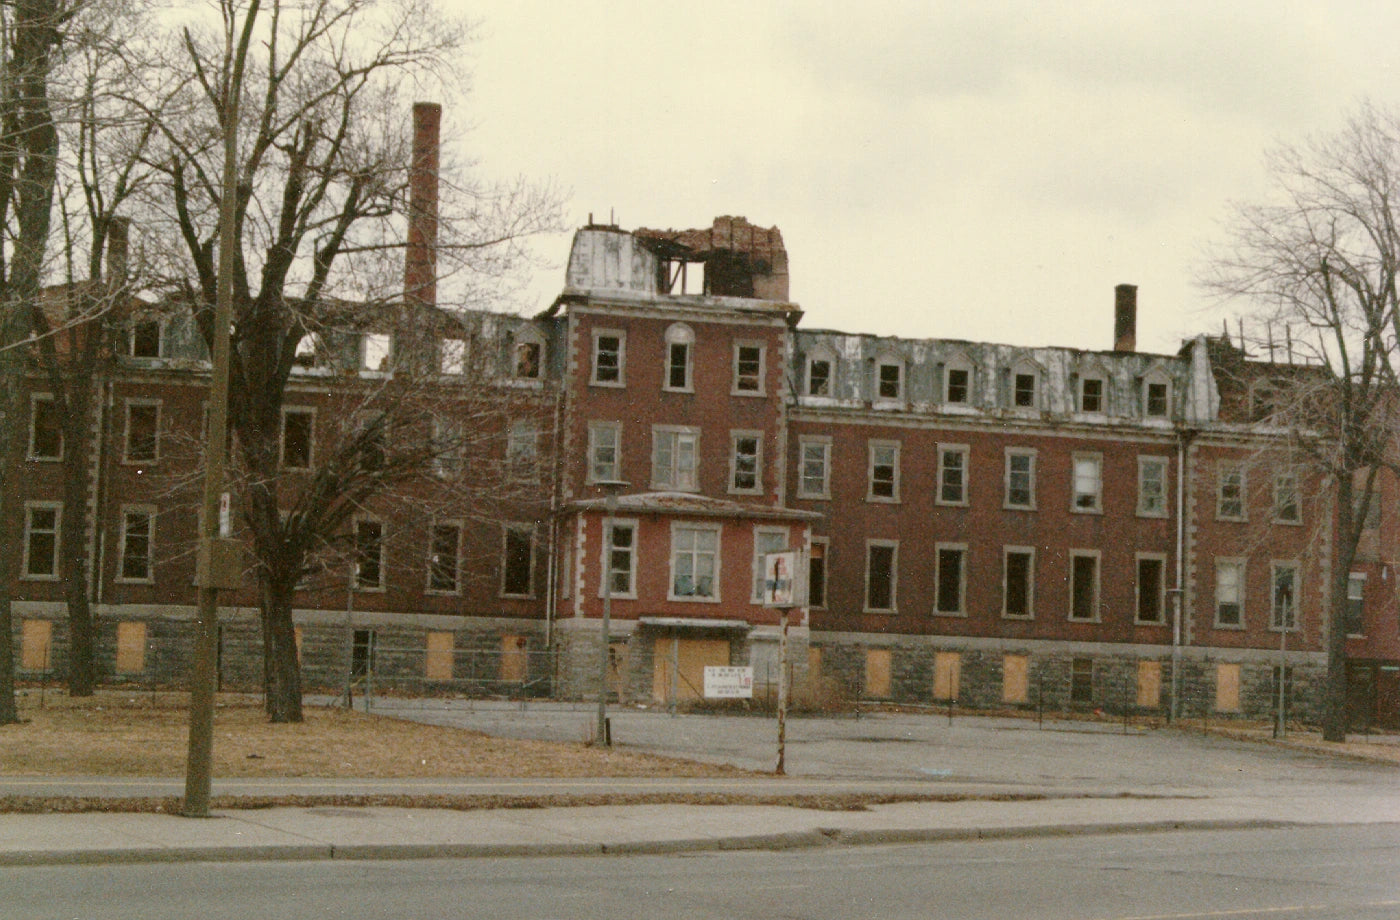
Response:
106,216,130,287
404,101,440,308
1114,283,1137,352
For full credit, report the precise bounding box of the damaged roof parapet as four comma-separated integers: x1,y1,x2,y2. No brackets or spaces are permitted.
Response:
561,216,791,305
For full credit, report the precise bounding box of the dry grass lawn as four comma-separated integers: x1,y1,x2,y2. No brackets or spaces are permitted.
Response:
2,690,745,779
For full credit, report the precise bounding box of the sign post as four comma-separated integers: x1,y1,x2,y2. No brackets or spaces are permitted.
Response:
763,550,801,775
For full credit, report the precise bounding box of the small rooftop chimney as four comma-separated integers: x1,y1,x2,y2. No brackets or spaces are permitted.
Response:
1114,283,1137,352
404,101,441,308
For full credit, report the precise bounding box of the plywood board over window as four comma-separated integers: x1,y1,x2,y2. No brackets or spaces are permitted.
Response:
1137,660,1162,709
1002,654,1029,704
652,637,729,705
933,651,961,701
501,635,529,683
1216,663,1242,712
425,631,455,681
21,619,52,670
115,621,146,674
865,648,892,698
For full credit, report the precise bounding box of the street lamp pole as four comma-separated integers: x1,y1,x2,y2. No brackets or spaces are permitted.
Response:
595,481,627,747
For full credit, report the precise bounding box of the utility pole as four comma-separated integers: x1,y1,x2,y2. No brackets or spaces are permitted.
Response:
183,2,260,818
594,480,627,747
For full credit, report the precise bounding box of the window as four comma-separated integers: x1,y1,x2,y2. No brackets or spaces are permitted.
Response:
124,402,159,464
868,440,900,501
1005,449,1036,509
752,528,788,602
22,503,60,579
808,539,828,608
354,520,385,590
876,359,903,401
1138,456,1168,517
944,363,971,405
806,354,832,396
130,319,163,358
798,437,831,499
604,520,637,597
1079,375,1105,413
937,445,968,505
360,333,392,372
281,408,314,470
28,395,62,461
1346,573,1365,636
652,426,699,491
1070,658,1094,703
440,337,468,375
1069,551,1100,621
1215,559,1245,627
1012,371,1038,409
427,522,461,594
663,324,693,391
671,524,719,600
433,417,464,479
1218,466,1245,520
358,413,387,471
591,330,625,386
1003,547,1034,618
588,422,621,483
351,629,376,678
1144,380,1170,417
502,525,535,597
733,343,765,394
507,420,539,478
729,431,762,494
117,507,155,583
935,544,967,615
1136,555,1166,624
1271,562,1298,630
865,541,897,612
1273,473,1300,523
514,337,543,379
1072,453,1102,512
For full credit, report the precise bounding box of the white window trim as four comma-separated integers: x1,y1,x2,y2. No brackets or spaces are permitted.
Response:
651,425,700,492
804,348,837,398
280,406,316,470
1071,451,1103,514
1078,372,1108,414
353,517,387,592
1137,455,1170,518
668,521,722,603
867,439,901,503
863,539,899,614
874,354,906,405
1002,545,1036,619
116,504,157,585
1214,557,1247,630
731,341,767,396
1134,552,1168,625
1068,549,1102,622
359,332,393,374
21,501,61,581
1009,363,1040,411
600,517,640,601
1004,448,1037,510
1142,371,1172,418
1217,465,1247,522
506,419,540,480
123,399,162,465
512,327,546,380
1269,560,1301,632
728,429,764,496
501,523,537,599
28,393,62,461
425,519,463,595
936,444,970,507
662,323,694,393
751,526,790,604
1273,471,1302,525
933,542,968,617
943,356,974,407
587,421,622,484
590,328,626,387
797,436,832,500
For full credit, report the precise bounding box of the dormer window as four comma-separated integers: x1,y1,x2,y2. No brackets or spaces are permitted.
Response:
663,323,694,391
805,349,835,397
294,333,324,370
944,356,974,406
1079,375,1105,413
1143,372,1171,418
440,338,468,375
876,360,903,400
1013,372,1037,408
130,319,164,358
514,342,540,379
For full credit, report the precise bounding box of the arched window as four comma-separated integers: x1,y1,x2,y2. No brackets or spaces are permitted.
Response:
663,323,694,391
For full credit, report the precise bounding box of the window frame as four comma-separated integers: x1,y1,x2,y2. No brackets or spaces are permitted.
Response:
1004,448,1036,510
728,430,763,495
1071,452,1103,513
506,419,540,480
123,399,161,465
1270,560,1300,631
731,341,766,396
426,520,463,595
353,517,386,591
936,444,970,507
669,521,722,602
797,436,832,500
751,527,790,603
1143,374,1171,418
28,393,63,461
590,328,626,387
864,539,898,613
1135,552,1167,625
1346,572,1366,637
21,501,61,580
602,518,639,600
1002,546,1035,619
867,439,900,503
501,523,537,598
513,328,545,380
943,358,973,406
875,356,905,404
587,421,622,484
280,406,315,471
1137,455,1169,518
1078,374,1107,414
1273,471,1301,524
1217,465,1246,521
359,332,393,373
651,425,700,492
116,505,157,584
808,537,828,609
1068,549,1101,622
805,349,835,397
1214,557,1246,629
934,542,968,616
662,323,694,392
129,318,165,359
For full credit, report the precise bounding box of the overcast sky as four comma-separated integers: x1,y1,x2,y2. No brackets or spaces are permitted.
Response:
457,1,1400,355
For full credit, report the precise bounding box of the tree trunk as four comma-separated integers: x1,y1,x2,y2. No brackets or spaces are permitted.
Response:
58,384,96,695
0,344,25,724
259,571,304,723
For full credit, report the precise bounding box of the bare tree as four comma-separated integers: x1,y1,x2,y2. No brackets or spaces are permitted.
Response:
137,0,560,722
0,0,80,725
1203,101,1400,742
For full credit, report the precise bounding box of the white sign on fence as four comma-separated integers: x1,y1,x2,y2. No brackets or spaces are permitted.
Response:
704,666,754,699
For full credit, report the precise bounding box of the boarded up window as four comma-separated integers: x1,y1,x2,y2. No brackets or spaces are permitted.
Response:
21,619,52,670
1137,661,1162,708
1003,654,1029,704
933,652,961,701
1216,663,1241,712
426,631,454,681
865,648,892,698
116,621,147,674
807,646,822,684
652,637,729,704
293,626,303,663
501,635,528,683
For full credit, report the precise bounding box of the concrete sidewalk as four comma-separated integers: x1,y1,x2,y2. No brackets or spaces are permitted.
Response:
3,789,1396,867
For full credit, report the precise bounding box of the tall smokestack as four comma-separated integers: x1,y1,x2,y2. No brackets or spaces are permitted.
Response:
404,101,441,308
1114,283,1137,352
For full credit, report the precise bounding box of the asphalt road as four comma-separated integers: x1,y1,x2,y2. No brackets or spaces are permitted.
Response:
7,824,1399,920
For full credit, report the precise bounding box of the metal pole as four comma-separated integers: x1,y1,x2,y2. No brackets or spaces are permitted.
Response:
595,486,621,747
183,1,259,819
343,564,355,709
1275,594,1290,739
1169,588,1182,723
775,607,789,775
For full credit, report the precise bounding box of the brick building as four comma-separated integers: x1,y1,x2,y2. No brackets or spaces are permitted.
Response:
8,189,1398,725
